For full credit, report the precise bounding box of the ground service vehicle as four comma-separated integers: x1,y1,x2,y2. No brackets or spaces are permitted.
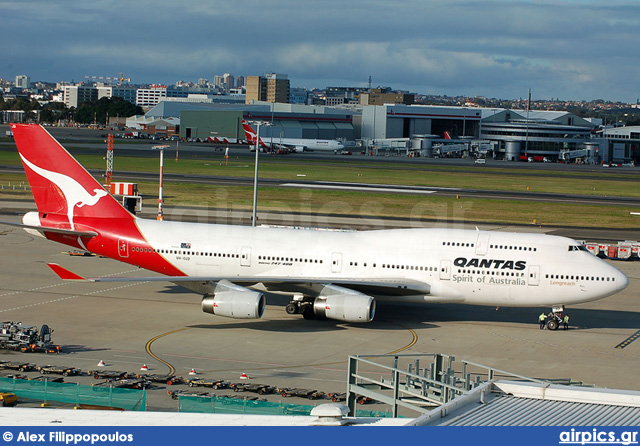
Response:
37,365,82,376
231,383,275,395
93,377,150,389
140,374,184,385
88,370,135,380
187,378,230,389
0,361,36,372
0,392,18,407
0,321,60,353
167,389,211,400
277,388,325,399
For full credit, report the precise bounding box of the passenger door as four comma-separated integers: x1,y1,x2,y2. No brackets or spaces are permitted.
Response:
118,239,129,258
331,252,343,273
475,233,490,256
439,260,451,280
240,247,251,267
528,265,540,286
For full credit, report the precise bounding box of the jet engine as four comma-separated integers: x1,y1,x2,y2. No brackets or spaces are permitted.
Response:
201,280,265,319
312,286,376,323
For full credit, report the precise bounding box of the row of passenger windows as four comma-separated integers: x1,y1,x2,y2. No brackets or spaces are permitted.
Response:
347,261,441,272
382,264,439,271
258,255,322,264
131,246,240,258
490,245,536,251
442,241,537,252
546,274,616,282
457,269,525,277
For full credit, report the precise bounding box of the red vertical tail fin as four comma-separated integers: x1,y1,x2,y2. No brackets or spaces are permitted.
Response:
241,120,257,144
11,124,133,230
241,120,267,148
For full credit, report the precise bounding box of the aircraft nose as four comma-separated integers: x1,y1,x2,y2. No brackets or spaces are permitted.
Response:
617,270,630,292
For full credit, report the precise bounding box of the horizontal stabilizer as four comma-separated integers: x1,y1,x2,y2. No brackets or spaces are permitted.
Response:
47,263,87,280
0,220,98,238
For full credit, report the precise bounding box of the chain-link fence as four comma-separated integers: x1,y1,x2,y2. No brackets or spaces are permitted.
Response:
177,394,392,418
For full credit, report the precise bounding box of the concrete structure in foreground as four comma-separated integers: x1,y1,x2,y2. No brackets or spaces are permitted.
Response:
411,381,640,426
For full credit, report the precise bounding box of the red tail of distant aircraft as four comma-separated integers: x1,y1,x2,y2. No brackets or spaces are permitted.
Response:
241,120,269,149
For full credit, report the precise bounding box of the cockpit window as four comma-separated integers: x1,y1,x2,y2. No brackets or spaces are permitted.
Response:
568,245,588,252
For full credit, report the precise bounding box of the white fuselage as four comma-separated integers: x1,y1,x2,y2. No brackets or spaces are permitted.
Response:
134,220,627,308
265,137,344,151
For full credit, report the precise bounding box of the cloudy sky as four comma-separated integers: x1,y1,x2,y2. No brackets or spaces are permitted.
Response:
2,0,639,102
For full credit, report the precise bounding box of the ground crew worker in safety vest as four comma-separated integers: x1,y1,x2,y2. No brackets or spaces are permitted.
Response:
539,312,546,329
563,314,569,330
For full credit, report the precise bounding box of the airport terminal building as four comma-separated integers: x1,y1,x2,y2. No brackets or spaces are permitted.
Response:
134,98,637,163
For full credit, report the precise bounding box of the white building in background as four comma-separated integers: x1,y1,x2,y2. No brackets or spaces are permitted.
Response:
136,85,168,107
15,75,30,89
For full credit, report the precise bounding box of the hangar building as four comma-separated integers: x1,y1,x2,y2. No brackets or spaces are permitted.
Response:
179,102,356,142
361,104,481,140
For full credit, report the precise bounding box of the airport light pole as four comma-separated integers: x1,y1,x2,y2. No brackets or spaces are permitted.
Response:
152,145,170,221
249,121,271,227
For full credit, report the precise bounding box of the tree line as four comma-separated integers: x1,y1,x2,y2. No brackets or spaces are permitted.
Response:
0,95,143,124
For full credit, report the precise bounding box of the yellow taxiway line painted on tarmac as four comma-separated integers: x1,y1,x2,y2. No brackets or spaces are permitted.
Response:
385,325,418,355
145,328,189,375
144,322,418,375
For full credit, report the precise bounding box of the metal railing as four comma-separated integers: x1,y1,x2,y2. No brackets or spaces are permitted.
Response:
347,353,582,417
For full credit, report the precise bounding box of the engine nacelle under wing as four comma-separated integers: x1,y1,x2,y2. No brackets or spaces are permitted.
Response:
201,280,265,319
313,285,376,323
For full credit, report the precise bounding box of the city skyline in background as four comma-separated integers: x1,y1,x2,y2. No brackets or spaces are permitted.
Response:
1,1,639,103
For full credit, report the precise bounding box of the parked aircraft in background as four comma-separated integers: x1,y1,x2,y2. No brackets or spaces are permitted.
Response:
241,120,344,153
1,124,629,328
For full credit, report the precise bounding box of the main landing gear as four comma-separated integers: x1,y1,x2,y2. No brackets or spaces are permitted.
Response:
285,295,317,320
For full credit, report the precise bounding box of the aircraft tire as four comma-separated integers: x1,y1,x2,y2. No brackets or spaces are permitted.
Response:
301,305,315,320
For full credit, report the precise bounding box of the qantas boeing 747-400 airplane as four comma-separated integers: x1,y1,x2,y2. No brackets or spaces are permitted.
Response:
1,124,629,327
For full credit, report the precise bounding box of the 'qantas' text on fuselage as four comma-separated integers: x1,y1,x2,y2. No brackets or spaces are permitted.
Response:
453,257,527,270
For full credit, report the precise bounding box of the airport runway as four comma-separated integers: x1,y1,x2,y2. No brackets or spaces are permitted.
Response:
0,211,638,414
2,165,638,208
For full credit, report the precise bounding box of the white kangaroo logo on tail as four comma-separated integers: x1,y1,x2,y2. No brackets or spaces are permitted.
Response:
242,121,257,141
20,154,108,230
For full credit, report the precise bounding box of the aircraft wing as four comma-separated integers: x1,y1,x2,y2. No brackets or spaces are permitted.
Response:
271,143,306,153
0,221,98,238
46,263,430,296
